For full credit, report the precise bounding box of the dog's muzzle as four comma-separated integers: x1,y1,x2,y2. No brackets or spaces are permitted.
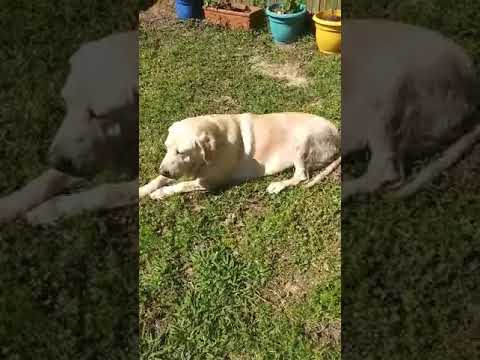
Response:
159,166,171,178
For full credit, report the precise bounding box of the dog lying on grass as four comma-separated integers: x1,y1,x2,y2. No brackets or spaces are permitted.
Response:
342,19,480,201
0,31,138,225
139,112,341,200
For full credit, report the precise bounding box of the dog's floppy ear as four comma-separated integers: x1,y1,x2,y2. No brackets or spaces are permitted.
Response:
196,131,216,165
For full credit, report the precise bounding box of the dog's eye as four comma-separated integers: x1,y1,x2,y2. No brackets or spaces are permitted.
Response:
89,108,108,121
88,108,97,118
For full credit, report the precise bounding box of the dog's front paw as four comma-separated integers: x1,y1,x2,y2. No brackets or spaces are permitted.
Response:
25,202,61,226
150,188,170,200
139,186,150,199
0,197,20,224
266,182,287,194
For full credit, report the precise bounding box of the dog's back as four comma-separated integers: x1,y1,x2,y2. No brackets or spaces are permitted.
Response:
342,20,478,167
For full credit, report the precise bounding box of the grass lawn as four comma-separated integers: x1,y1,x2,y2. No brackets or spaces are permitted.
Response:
139,18,341,359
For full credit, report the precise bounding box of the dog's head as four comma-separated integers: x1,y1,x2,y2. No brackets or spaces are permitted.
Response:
48,31,138,178
159,119,218,179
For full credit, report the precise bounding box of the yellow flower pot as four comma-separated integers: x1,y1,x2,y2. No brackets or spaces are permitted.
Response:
312,10,341,54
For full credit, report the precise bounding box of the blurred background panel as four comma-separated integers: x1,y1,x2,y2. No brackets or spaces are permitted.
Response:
342,1,480,359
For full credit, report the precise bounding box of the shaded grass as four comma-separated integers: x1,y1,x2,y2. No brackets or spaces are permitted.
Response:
139,19,340,359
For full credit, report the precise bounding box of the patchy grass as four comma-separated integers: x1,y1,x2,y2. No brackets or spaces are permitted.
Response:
139,19,340,359
342,1,480,358
250,55,310,87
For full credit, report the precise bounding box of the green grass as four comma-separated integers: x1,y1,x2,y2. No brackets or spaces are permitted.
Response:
342,1,480,358
139,19,341,359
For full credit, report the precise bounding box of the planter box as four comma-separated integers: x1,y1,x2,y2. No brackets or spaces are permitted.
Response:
204,5,264,30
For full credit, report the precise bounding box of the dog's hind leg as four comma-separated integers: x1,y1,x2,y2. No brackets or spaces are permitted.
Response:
139,175,174,199
266,135,340,194
25,179,138,225
266,143,310,194
387,122,480,199
266,164,308,194
0,169,85,223
342,134,401,202
342,153,399,201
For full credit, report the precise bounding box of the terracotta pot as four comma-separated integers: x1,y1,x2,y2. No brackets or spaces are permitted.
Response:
203,5,264,30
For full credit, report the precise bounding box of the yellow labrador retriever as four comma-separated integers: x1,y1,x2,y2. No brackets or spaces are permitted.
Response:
140,112,340,200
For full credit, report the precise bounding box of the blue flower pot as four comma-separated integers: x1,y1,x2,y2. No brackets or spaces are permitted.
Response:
266,4,307,44
175,0,202,19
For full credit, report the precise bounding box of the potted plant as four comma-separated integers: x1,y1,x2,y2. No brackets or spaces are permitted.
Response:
265,0,307,44
203,0,264,30
175,0,202,19
312,6,341,54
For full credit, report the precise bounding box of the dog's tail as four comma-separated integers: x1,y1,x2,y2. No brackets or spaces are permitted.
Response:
387,121,480,199
305,156,342,188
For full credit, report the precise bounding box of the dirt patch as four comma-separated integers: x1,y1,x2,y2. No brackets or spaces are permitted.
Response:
258,252,341,348
261,255,337,307
213,95,241,112
224,197,268,227
307,97,325,110
140,0,175,22
250,56,309,87
141,304,171,339
304,319,341,347
227,353,250,360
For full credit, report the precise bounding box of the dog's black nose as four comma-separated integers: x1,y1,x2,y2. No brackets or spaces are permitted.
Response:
51,155,75,174
159,168,170,178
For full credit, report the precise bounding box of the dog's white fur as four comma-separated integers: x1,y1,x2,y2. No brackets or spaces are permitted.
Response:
0,31,138,225
342,20,480,201
140,112,340,200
